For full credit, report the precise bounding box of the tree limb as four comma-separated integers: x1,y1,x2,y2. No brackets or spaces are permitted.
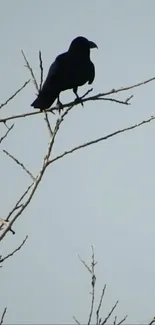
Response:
0,236,28,264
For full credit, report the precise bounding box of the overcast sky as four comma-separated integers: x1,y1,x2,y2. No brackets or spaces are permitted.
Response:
1,1,155,324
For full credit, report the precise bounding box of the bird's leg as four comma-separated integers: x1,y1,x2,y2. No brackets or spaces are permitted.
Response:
56,95,63,114
73,87,84,107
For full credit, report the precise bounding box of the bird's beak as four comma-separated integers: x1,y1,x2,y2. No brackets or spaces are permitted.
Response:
89,40,98,49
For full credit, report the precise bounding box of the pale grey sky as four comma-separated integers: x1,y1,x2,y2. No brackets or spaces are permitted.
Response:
1,1,155,324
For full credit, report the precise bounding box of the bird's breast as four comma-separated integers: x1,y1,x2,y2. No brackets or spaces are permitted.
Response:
60,58,91,90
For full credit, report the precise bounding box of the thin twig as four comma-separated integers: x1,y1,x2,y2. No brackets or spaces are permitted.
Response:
81,88,93,99
0,236,28,264
0,307,7,325
38,52,54,136
21,50,39,92
0,219,15,235
39,50,43,91
103,76,155,96
0,80,30,110
116,315,128,325
0,124,14,144
73,316,81,325
78,247,97,325
0,110,41,124
87,246,96,325
95,96,133,105
6,181,34,221
27,50,54,134
44,111,53,136
78,255,92,274
49,115,155,166
3,149,35,180
149,316,155,325
4,122,11,130
101,301,119,325
96,285,106,325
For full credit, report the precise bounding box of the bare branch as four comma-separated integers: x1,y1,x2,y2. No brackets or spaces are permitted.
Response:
78,255,92,274
2,112,155,240
0,110,41,124
149,316,155,325
49,115,155,166
87,246,96,325
78,247,97,325
0,112,64,240
94,95,133,105
96,285,106,325
0,80,30,110
6,182,34,221
116,315,128,325
38,52,54,136
49,75,155,112
44,111,53,136
0,124,14,144
0,236,28,264
73,316,81,325
27,50,54,136
1,74,155,243
21,50,39,92
1,74,155,124
39,50,43,91
102,76,155,96
0,307,7,325
0,93,133,124
76,248,127,325
81,87,93,99
114,315,117,325
0,181,34,234
3,149,36,181
0,219,15,235
1,105,155,242
101,300,119,325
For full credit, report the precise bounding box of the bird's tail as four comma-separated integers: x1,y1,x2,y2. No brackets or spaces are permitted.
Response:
31,92,58,109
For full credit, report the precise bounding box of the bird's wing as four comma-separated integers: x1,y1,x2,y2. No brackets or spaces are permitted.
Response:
88,61,95,84
31,53,68,109
41,53,67,92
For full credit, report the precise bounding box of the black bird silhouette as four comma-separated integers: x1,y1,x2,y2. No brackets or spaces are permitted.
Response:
31,36,98,110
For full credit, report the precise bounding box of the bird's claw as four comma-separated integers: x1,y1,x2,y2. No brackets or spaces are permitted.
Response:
75,96,84,107
56,99,63,114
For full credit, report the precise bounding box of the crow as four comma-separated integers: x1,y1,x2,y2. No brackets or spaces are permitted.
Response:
31,36,98,110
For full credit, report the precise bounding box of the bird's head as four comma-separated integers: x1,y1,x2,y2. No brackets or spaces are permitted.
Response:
69,36,98,55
